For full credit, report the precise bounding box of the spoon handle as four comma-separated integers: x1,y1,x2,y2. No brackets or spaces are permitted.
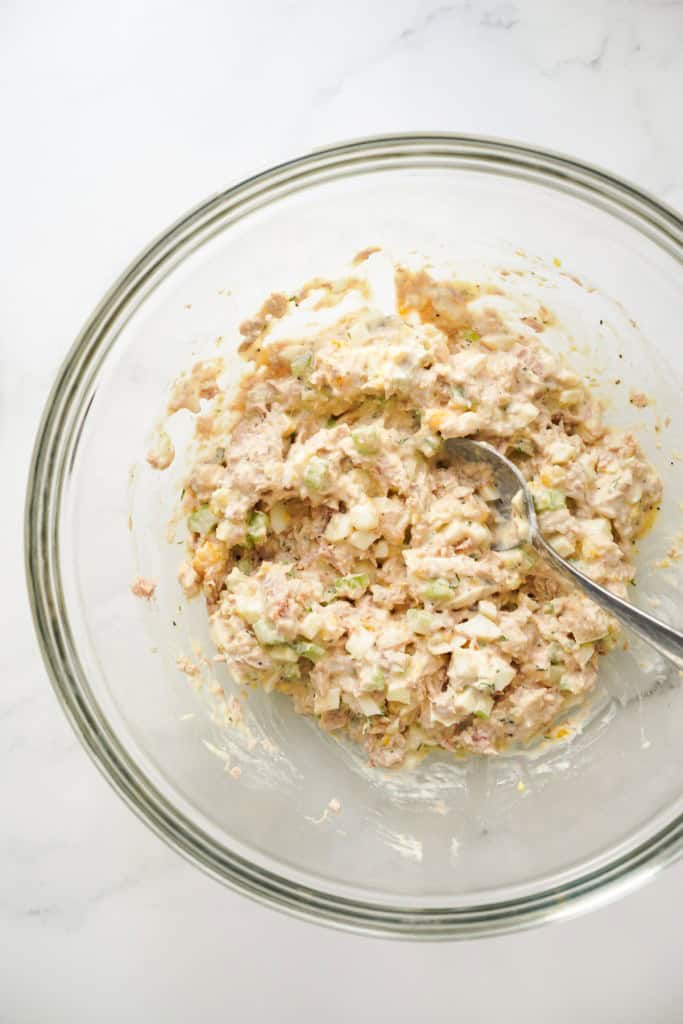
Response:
533,533,683,672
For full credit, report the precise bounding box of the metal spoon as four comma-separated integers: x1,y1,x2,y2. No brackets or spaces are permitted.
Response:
444,438,683,671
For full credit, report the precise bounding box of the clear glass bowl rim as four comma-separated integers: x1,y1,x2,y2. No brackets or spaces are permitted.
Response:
24,133,683,940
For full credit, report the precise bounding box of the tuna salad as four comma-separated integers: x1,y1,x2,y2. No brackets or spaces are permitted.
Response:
157,253,662,768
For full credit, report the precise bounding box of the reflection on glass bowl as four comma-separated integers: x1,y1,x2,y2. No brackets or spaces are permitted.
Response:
26,135,683,938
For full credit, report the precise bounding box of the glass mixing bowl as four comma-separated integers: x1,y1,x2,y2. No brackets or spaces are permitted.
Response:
26,135,683,938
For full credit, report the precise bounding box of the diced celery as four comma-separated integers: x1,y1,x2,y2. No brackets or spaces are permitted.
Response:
246,510,269,543
364,669,385,692
548,643,563,665
360,674,385,695
294,640,326,662
188,505,218,535
407,608,436,635
303,456,329,491
334,573,370,598
289,351,314,378
423,578,457,602
280,663,301,681
453,686,493,718
352,427,379,455
463,329,481,342
531,486,567,512
252,619,284,646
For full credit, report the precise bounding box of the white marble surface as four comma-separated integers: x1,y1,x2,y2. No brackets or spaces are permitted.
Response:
2,0,682,1020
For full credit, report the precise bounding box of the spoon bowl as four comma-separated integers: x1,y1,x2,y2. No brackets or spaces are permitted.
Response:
444,438,683,671
444,438,536,551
